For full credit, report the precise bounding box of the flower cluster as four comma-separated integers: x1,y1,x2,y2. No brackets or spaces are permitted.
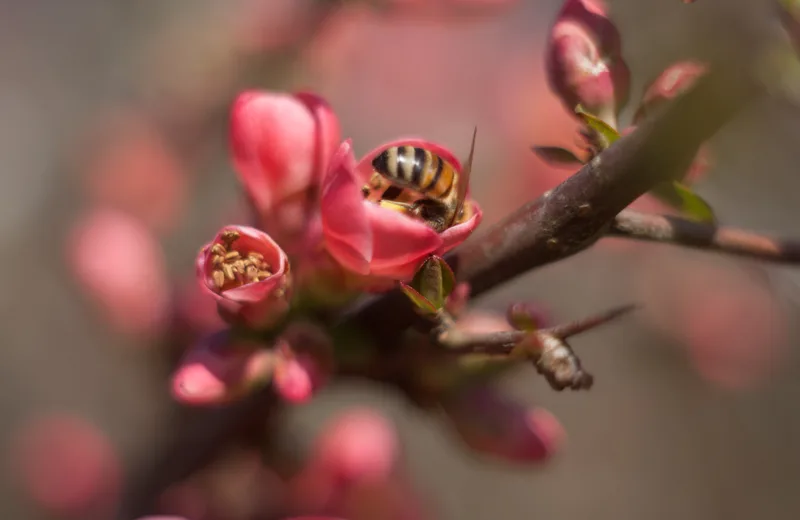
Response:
176,90,482,406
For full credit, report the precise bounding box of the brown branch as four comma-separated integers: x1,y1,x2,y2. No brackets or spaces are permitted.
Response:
609,209,800,262
340,57,762,341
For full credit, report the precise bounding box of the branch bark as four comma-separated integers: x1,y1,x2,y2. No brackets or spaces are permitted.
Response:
609,209,800,262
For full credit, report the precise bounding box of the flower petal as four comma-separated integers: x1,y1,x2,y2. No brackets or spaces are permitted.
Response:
321,140,373,274
438,200,483,253
229,91,318,211
365,202,442,277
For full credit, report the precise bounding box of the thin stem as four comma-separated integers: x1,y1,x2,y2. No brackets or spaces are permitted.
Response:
610,210,800,262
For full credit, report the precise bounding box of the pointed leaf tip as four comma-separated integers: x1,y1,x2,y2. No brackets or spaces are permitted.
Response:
531,146,585,168
575,105,620,149
650,181,716,223
400,282,438,316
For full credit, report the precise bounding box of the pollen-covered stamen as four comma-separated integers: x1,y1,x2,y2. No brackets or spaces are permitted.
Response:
208,231,273,292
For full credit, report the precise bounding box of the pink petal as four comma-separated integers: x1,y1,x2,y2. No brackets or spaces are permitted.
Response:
295,91,342,181
438,200,483,253
365,202,442,277
171,334,275,405
273,357,315,403
68,209,169,338
314,409,398,483
355,137,463,184
321,140,373,274
229,91,320,212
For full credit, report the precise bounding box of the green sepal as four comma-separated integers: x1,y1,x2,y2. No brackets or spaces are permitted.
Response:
531,146,585,168
650,181,716,223
399,283,438,316
410,256,455,311
575,105,621,149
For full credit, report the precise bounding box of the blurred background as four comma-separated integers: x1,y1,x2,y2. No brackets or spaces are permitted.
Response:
1,0,799,519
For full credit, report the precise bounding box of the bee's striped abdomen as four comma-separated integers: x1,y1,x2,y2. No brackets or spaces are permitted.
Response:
372,146,456,199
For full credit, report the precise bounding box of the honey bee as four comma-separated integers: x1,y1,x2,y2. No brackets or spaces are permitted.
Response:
363,128,476,233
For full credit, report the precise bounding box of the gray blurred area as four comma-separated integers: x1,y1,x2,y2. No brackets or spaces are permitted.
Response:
2,1,800,520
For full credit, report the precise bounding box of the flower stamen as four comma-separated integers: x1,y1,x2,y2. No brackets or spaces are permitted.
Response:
209,231,273,291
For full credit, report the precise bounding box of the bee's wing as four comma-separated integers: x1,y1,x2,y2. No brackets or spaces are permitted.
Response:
449,126,477,226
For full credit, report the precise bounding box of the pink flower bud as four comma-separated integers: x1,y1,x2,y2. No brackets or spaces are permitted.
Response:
321,139,482,281
634,61,707,123
10,414,121,518
230,91,340,225
196,225,292,329
272,323,335,403
171,332,276,405
441,385,564,463
67,209,170,339
546,0,630,125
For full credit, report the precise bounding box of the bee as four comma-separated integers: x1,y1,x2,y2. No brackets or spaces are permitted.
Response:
363,128,476,233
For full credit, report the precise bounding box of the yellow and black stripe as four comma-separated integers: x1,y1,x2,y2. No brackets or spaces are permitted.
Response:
371,146,457,200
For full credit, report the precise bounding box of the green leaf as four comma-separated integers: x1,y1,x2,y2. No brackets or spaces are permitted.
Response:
575,105,621,149
410,256,456,310
507,303,544,332
399,283,438,316
531,146,585,168
650,181,716,223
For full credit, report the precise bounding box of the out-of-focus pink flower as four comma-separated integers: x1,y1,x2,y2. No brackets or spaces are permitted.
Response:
196,225,292,329
68,209,170,339
314,409,398,483
230,91,340,232
634,61,707,122
286,409,402,515
441,384,564,463
171,332,275,405
636,252,787,390
546,0,629,126
79,107,188,235
321,140,482,280
10,414,121,518
273,323,335,403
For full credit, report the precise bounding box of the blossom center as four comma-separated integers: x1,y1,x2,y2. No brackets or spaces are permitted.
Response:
209,230,272,291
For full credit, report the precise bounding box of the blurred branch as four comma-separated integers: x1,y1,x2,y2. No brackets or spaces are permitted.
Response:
437,304,637,391
609,209,800,262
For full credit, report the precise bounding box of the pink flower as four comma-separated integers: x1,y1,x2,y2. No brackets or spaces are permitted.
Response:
67,209,170,339
272,323,334,403
230,91,340,231
313,409,398,484
634,61,707,123
10,414,121,518
546,0,629,126
441,384,564,463
79,107,188,235
321,139,482,280
196,225,292,328
171,332,276,405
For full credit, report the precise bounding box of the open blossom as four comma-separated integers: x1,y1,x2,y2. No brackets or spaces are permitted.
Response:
546,0,629,126
230,90,340,238
196,225,292,328
320,139,482,280
171,331,276,405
